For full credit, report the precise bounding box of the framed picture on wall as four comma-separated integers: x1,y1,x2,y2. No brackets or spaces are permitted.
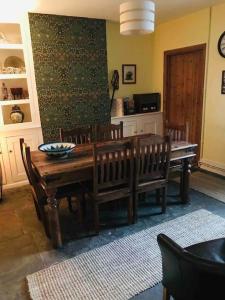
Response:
122,64,136,84
221,71,225,94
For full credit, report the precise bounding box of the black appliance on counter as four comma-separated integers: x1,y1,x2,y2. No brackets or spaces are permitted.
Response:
133,93,161,113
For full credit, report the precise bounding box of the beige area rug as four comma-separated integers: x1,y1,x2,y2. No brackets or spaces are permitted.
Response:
190,172,225,203
27,209,225,300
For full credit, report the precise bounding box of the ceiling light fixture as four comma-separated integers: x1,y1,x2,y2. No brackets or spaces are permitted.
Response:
120,0,155,35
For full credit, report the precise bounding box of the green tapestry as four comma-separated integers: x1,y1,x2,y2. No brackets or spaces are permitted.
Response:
29,13,110,141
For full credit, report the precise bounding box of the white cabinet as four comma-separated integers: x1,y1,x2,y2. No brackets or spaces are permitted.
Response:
6,134,39,183
1,128,43,187
112,112,163,137
0,143,6,185
123,119,138,137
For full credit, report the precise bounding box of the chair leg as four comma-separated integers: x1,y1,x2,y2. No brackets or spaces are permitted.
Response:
127,195,133,225
163,287,170,300
39,204,50,238
133,192,138,223
93,202,100,234
161,187,167,213
76,195,83,224
67,196,73,213
156,189,161,205
33,198,41,221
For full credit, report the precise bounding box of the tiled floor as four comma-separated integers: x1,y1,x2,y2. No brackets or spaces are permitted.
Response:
0,172,225,300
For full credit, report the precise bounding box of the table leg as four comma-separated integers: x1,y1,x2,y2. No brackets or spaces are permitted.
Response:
180,158,191,203
46,188,62,248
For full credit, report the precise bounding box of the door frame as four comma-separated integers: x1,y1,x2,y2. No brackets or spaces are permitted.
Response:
163,43,206,158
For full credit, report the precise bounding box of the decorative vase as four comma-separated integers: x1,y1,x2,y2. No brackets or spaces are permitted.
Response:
10,105,24,123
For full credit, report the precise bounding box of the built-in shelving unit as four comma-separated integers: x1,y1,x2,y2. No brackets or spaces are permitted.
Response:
0,17,43,188
0,22,31,128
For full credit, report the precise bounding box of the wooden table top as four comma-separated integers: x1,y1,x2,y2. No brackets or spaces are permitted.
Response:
31,139,197,182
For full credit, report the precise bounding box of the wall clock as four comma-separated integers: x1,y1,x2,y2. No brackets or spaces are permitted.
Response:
218,32,225,58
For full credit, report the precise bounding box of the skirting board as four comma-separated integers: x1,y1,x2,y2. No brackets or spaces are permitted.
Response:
199,159,225,177
3,180,28,190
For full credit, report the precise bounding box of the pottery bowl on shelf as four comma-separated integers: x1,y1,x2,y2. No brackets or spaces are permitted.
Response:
38,142,76,158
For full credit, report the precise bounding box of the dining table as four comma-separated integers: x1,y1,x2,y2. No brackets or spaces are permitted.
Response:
31,135,197,248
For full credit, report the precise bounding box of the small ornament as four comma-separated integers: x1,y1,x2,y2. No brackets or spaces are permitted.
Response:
10,105,24,123
0,32,8,44
1,82,8,100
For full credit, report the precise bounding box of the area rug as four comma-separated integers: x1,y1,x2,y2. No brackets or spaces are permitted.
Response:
27,209,225,300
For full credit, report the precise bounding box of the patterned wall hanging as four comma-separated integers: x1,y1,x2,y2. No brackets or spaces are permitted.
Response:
29,13,110,141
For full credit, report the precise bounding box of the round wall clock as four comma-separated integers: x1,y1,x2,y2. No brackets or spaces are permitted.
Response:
218,32,225,58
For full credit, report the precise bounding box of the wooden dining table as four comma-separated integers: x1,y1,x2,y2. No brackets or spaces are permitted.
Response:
31,136,197,248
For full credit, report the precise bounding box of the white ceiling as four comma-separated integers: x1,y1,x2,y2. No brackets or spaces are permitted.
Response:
30,0,225,24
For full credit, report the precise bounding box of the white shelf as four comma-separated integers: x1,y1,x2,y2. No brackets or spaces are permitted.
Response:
0,73,27,79
0,99,29,105
0,121,33,131
0,44,23,49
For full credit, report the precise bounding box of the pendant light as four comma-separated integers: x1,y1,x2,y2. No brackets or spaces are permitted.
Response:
120,0,155,35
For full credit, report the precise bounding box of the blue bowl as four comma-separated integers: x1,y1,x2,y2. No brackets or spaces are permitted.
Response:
38,142,76,157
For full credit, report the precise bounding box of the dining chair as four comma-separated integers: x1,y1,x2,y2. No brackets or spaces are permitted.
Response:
20,138,83,237
96,121,123,142
59,126,93,144
157,233,225,300
87,139,134,233
134,134,171,220
165,121,189,142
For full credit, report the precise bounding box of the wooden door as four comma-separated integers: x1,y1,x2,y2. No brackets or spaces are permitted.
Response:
164,44,206,159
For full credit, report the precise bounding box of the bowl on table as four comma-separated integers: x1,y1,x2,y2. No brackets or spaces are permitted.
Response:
38,142,76,158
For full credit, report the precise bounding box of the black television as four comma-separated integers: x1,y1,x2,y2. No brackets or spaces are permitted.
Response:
133,93,161,113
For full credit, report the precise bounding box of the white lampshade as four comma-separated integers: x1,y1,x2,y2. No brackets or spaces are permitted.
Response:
120,0,155,35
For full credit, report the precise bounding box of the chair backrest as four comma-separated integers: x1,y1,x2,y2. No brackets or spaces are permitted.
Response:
93,139,134,195
157,233,225,300
135,135,171,185
20,138,32,185
20,138,45,202
96,122,123,142
59,126,93,145
165,121,189,142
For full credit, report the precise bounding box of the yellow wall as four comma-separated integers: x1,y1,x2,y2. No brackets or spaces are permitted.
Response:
106,21,154,98
106,6,225,172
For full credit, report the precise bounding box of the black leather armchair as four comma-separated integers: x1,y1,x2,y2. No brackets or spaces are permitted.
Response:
157,233,225,300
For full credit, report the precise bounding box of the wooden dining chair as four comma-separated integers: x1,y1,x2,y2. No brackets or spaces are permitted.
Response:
20,138,83,237
96,121,123,142
165,121,189,142
59,126,93,144
134,134,171,221
88,139,134,233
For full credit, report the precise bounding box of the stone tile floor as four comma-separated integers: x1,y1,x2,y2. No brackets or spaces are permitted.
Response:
1,175,225,300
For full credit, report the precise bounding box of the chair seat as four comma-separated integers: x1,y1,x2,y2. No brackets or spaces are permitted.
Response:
137,179,167,192
88,187,131,203
37,183,83,204
57,183,83,198
186,238,225,264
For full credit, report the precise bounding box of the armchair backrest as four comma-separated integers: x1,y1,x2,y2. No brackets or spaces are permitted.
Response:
157,233,225,300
